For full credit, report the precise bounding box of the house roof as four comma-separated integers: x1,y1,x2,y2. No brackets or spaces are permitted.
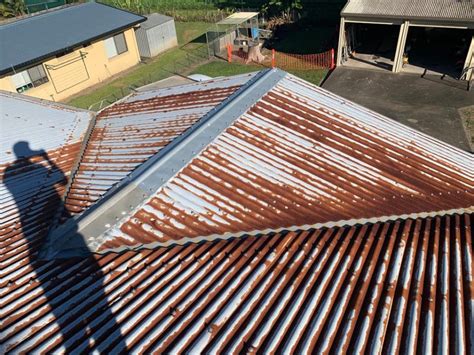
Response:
2,212,472,353
341,0,474,23
1,70,473,353
63,73,256,217
0,2,145,76
47,69,473,255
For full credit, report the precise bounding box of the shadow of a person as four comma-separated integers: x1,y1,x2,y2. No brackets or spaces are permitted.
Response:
4,141,126,353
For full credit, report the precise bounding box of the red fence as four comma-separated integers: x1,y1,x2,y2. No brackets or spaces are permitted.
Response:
227,45,335,70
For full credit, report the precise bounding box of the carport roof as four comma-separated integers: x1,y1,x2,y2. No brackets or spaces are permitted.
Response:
342,0,474,23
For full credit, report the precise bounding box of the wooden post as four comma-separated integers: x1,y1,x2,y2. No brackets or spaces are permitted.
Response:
330,48,335,69
336,17,346,66
393,21,409,73
272,49,276,68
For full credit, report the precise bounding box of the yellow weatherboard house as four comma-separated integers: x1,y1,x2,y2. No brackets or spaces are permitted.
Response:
0,2,145,102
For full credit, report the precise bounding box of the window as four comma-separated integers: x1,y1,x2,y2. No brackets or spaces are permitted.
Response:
104,32,128,58
11,64,49,93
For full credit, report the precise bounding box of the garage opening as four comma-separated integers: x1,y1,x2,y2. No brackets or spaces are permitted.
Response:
343,23,400,71
402,27,474,78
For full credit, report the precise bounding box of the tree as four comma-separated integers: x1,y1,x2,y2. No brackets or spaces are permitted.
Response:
0,0,26,18
262,0,302,20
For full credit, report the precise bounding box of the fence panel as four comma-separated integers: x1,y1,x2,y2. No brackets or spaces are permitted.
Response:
228,46,335,70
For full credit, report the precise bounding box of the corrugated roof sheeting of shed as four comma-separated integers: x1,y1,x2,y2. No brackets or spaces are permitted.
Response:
342,0,474,22
1,213,472,353
140,13,174,30
63,73,256,216
96,73,474,252
0,2,145,75
217,12,259,25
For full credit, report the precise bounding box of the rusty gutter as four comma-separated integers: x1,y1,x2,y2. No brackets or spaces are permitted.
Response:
44,68,287,258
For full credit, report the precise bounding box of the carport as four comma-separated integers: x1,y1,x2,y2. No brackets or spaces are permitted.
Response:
337,0,474,80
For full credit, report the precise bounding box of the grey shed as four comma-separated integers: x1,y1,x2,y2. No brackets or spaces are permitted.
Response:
135,13,178,58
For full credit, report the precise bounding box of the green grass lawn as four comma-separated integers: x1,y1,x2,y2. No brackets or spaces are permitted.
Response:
175,21,210,44
191,61,263,77
66,21,331,110
192,60,329,86
67,22,211,110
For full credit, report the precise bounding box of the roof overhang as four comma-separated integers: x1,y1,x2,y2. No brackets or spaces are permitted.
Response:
217,12,259,25
342,13,474,29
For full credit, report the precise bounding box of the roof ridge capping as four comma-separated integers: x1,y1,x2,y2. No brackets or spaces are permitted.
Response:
42,68,287,258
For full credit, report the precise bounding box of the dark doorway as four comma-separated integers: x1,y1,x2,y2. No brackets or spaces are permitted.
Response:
403,27,473,77
345,23,400,70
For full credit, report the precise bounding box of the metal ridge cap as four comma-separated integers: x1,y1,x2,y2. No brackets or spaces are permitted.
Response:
93,206,474,255
44,68,287,259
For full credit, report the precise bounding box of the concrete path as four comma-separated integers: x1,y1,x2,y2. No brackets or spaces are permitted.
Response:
322,67,473,152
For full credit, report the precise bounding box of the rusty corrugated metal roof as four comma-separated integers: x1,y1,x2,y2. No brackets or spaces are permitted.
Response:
63,73,256,217
2,71,473,354
1,213,472,353
65,72,473,253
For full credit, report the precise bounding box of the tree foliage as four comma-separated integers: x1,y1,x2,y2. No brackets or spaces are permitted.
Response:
0,0,26,18
262,0,302,19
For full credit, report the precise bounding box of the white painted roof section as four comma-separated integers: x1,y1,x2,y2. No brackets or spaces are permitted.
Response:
0,91,93,165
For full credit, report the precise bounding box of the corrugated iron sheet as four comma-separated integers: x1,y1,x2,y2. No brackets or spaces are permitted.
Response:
99,74,474,251
0,91,91,239
342,0,474,22
1,213,472,353
64,73,255,216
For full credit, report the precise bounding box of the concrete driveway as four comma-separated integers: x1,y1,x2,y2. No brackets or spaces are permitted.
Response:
322,67,473,152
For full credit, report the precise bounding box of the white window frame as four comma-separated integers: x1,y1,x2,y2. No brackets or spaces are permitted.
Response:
11,64,49,93
104,32,128,59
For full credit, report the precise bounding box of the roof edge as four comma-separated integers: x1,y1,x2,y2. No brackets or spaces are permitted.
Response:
0,89,94,114
341,12,474,27
96,206,474,254
42,68,288,259
0,2,146,76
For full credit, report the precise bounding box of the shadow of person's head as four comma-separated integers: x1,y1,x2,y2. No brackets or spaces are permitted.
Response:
12,141,48,160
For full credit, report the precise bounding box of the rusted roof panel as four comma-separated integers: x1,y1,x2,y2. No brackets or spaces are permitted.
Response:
1,213,472,353
94,74,473,252
0,91,91,239
63,73,255,216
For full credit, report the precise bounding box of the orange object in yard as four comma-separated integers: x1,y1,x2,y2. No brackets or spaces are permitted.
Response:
227,44,232,63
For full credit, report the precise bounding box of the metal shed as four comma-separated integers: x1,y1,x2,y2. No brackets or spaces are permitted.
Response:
135,13,178,58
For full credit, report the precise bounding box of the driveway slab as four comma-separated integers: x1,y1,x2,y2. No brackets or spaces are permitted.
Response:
322,67,473,152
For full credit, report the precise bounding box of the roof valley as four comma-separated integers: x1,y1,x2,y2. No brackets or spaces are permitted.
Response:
48,110,98,233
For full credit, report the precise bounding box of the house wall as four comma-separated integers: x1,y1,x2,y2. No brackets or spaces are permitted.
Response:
0,28,140,102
